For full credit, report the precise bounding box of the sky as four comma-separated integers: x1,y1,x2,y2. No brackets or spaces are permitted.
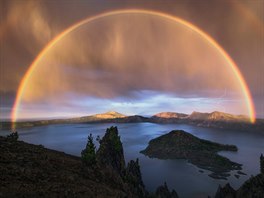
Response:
0,0,263,120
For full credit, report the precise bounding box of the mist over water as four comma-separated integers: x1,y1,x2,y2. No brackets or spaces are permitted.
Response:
2,123,263,198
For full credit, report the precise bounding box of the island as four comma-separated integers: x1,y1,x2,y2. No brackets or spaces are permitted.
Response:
140,130,242,179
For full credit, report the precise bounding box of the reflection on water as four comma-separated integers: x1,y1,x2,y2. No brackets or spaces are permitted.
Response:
1,123,263,198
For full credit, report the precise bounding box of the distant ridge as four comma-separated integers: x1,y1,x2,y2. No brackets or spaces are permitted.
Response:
2,110,263,133
152,112,188,119
148,111,264,132
153,111,249,122
187,111,210,120
92,111,126,119
75,111,127,123
187,111,248,122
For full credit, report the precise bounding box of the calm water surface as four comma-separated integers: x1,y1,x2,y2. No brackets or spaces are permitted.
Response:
1,123,264,198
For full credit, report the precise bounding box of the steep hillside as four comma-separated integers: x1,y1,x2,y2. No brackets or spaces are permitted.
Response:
0,128,178,198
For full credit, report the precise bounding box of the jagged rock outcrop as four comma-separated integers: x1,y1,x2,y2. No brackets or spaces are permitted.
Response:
0,127,179,198
213,154,264,198
214,174,264,198
96,126,125,175
236,174,264,198
95,126,181,198
0,135,129,197
214,183,236,198
94,126,181,198
125,158,146,197
155,182,179,198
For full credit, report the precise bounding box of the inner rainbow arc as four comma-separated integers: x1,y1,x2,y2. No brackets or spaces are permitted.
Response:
11,9,256,127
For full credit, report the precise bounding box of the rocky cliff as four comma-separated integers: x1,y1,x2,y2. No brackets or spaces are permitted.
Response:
0,127,178,198
214,154,264,198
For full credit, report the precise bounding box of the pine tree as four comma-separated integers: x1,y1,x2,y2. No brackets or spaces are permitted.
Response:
7,131,19,141
260,154,264,174
81,134,96,166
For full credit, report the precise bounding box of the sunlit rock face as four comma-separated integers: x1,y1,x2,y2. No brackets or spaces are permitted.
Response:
18,13,248,119
94,111,126,119
152,112,188,119
187,111,248,122
206,111,249,122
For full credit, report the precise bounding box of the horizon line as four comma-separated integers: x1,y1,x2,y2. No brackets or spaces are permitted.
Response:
3,110,259,123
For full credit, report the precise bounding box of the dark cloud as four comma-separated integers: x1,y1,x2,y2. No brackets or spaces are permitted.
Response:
21,14,243,100
0,0,263,119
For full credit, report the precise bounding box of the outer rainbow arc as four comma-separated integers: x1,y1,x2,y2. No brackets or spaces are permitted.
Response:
11,9,256,128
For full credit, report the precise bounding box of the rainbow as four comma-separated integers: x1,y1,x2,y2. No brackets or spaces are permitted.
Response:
11,9,256,127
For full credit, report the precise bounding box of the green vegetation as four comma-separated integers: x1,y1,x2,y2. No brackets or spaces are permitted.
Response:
96,126,126,174
107,127,122,152
81,134,96,166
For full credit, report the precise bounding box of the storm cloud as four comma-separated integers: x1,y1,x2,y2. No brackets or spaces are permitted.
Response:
0,0,263,119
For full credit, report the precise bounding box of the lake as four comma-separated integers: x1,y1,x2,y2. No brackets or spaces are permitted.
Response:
1,123,264,198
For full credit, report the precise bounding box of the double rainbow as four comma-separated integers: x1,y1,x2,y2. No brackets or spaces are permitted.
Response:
11,9,256,127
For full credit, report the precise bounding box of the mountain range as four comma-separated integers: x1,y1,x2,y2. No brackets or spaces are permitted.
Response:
1,111,264,133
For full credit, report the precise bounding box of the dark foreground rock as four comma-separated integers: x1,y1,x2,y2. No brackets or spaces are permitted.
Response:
0,136,128,197
0,127,178,198
236,174,264,198
96,126,126,175
125,159,146,197
214,174,264,198
214,154,264,198
95,126,147,197
141,130,241,179
155,182,179,198
214,183,236,198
